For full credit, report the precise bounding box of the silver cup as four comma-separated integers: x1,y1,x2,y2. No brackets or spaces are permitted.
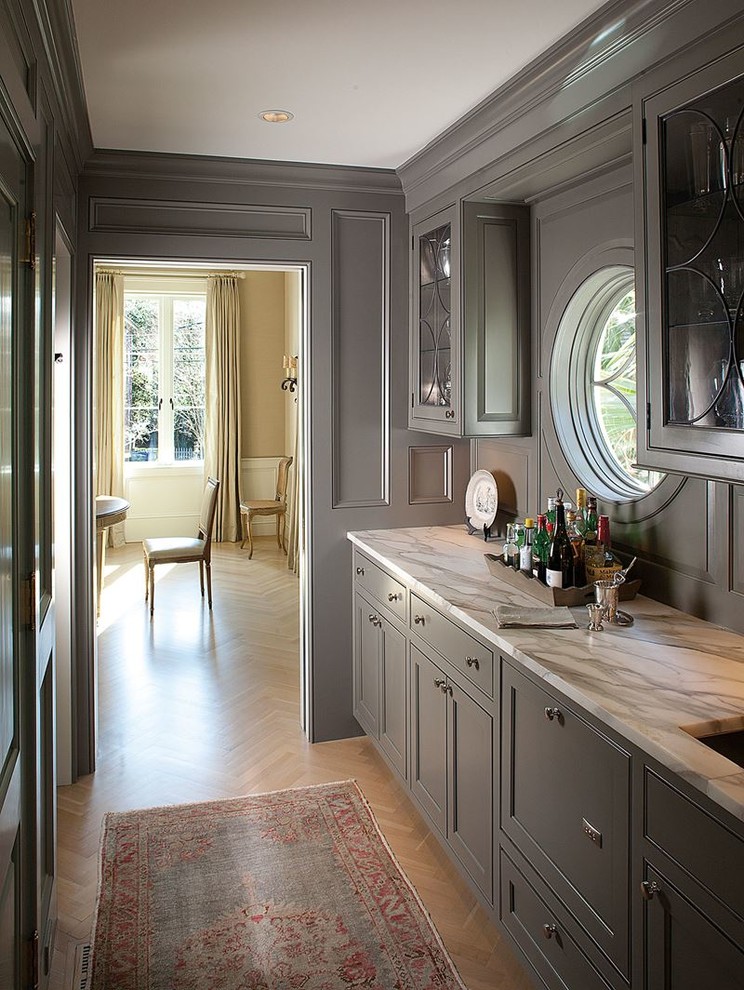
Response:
594,580,619,623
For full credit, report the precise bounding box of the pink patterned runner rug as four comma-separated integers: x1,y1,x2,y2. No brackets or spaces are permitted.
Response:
91,780,467,989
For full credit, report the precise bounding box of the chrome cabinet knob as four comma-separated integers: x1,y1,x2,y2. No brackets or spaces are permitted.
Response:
433,677,446,688
445,409,455,419
544,707,562,722
465,656,480,670
542,923,558,940
368,614,381,627
356,566,365,576
641,880,660,901
388,592,401,602
445,683,453,696
414,615,425,625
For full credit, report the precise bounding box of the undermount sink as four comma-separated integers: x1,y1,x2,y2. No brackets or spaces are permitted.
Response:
681,718,744,770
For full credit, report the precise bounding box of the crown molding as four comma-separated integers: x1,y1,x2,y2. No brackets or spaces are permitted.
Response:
33,0,93,167
397,0,742,211
82,149,404,198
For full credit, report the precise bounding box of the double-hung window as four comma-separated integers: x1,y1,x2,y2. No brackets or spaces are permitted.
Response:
124,290,207,463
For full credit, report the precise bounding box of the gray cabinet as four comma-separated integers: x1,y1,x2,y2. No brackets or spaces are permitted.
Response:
409,201,530,438
634,31,744,481
501,661,631,977
462,202,531,437
642,864,744,990
352,562,408,783
639,768,744,990
410,643,493,901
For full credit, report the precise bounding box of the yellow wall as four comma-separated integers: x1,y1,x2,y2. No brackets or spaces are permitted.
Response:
239,271,287,458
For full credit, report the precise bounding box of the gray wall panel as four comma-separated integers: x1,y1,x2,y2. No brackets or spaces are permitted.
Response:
90,197,312,239
331,210,389,508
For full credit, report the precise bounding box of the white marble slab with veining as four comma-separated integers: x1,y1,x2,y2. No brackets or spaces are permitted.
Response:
347,525,744,824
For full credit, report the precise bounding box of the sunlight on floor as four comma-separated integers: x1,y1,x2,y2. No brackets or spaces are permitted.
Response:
98,558,177,634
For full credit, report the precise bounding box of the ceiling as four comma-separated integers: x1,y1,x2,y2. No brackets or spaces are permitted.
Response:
70,0,611,170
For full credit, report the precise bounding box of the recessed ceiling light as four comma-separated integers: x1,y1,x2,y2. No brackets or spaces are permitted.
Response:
259,110,294,124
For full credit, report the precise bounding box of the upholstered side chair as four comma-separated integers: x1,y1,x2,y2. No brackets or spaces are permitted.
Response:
240,456,293,559
143,476,221,615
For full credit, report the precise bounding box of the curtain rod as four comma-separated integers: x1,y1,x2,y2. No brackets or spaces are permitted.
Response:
96,269,246,279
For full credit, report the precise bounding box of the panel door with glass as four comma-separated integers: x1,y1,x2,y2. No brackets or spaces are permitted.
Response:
636,35,744,480
409,205,461,434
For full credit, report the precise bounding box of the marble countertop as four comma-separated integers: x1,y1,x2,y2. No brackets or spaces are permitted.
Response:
347,525,744,825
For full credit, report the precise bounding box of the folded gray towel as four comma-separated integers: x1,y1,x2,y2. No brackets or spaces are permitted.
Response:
494,605,577,628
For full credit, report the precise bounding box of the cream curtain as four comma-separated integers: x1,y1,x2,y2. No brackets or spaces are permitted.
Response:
286,383,300,575
204,275,242,542
95,272,126,548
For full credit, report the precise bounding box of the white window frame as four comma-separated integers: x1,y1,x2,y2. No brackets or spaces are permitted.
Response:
123,277,207,469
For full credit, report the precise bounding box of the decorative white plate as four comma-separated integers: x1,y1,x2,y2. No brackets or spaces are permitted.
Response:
465,470,499,529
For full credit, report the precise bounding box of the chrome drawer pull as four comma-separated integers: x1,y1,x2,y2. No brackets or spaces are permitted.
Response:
368,614,381,627
355,566,365,576
445,683,453,696
445,409,455,419
465,656,480,670
544,707,562,722
641,880,660,901
388,592,401,602
414,615,425,625
433,677,446,688
542,923,558,940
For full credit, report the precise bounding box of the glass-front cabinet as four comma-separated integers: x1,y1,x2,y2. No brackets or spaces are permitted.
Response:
409,201,531,438
636,38,744,481
410,205,461,433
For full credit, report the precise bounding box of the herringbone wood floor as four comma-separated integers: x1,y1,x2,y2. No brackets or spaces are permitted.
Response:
50,540,533,990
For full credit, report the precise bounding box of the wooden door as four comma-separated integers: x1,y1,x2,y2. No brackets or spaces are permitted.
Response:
0,111,30,990
409,645,447,834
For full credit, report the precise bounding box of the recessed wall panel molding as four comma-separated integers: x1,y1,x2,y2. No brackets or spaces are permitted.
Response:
408,446,453,505
331,210,390,508
732,486,744,597
89,197,312,240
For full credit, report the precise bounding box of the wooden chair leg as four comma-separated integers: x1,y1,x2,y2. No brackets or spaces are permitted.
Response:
144,551,149,601
280,512,287,554
205,561,213,609
276,513,282,549
247,512,254,560
199,560,204,597
240,511,248,549
149,564,155,616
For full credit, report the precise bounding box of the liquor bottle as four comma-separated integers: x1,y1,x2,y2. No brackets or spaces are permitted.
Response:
575,487,588,535
546,496,556,527
546,490,574,589
566,509,586,587
583,495,599,546
520,518,534,573
512,523,525,570
597,515,616,568
532,515,550,583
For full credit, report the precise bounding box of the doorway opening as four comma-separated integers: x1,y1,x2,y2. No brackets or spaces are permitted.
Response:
86,258,309,770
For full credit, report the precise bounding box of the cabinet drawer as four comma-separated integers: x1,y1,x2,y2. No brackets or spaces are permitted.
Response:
500,850,612,990
410,593,494,698
644,770,744,921
501,661,630,976
353,552,407,623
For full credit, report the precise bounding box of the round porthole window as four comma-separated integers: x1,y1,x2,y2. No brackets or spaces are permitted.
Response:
551,265,664,502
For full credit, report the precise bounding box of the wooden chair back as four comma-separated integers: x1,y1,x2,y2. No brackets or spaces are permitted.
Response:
275,457,293,503
198,477,221,548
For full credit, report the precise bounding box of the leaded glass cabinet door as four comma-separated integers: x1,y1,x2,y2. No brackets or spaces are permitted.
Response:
409,205,462,434
636,36,744,481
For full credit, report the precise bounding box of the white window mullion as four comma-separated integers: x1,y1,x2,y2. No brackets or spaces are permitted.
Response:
160,297,175,462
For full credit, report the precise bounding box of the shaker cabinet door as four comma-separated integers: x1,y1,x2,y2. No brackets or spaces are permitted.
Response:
379,617,407,782
353,592,380,738
448,680,493,900
644,865,744,990
410,645,448,834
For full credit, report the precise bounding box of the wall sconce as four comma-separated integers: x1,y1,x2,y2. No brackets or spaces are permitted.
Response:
282,354,298,392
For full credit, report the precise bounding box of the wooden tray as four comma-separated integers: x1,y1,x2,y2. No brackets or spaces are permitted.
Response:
484,553,640,607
